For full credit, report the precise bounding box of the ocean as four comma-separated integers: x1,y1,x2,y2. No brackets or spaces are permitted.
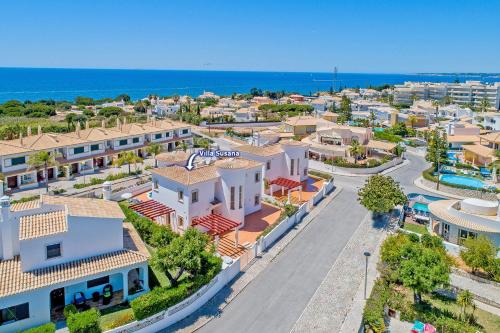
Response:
0,67,499,103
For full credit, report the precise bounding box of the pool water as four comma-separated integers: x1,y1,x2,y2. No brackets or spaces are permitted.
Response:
440,174,486,189
412,202,430,213
447,152,460,162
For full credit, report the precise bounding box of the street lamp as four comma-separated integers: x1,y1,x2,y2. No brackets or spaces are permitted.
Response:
363,251,371,300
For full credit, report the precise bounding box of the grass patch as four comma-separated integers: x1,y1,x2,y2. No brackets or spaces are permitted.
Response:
99,306,135,331
308,170,333,180
146,244,171,288
403,223,429,235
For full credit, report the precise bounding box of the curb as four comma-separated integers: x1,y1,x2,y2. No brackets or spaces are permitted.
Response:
413,176,465,199
184,186,345,332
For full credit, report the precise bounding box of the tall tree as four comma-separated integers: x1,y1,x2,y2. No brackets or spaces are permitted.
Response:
349,140,364,164
478,97,491,113
339,96,352,124
460,235,497,274
28,151,57,193
425,129,448,172
114,151,143,174
358,175,407,213
457,289,474,320
147,143,163,168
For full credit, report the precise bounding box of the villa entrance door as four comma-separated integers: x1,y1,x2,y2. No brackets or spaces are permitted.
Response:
50,287,65,310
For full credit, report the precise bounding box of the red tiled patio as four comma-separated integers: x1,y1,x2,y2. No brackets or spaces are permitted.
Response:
271,176,324,204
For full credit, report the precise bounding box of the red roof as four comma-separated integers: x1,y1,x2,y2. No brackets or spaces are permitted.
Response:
269,177,302,189
192,214,240,236
129,200,174,220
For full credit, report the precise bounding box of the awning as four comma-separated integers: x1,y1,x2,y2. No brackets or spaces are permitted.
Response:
130,200,175,220
269,177,302,189
364,140,397,151
192,214,240,236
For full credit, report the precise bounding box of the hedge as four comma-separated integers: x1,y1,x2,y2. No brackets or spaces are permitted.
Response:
130,254,222,320
73,171,142,189
363,279,390,333
22,323,56,333
66,308,101,333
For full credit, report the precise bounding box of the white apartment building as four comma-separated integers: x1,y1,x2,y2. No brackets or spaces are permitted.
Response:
473,112,500,131
0,195,149,332
393,81,500,109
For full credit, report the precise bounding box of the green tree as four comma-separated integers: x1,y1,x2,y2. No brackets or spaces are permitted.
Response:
28,151,57,193
399,243,450,303
151,228,211,287
178,141,189,152
460,235,497,274
147,143,163,168
457,289,474,320
338,96,352,124
425,129,448,172
349,140,364,164
408,115,417,129
115,94,131,102
478,97,491,113
133,101,147,113
98,106,124,118
65,113,77,130
82,109,95,118
369,110,376,127
114,151,143,174
74,96,95,106
357,175,407,213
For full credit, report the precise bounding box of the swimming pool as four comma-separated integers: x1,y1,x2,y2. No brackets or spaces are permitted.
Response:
447,151,460,162
440,174,486,189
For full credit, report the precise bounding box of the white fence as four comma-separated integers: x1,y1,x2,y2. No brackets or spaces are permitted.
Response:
106,259,240,333
259,179,334,252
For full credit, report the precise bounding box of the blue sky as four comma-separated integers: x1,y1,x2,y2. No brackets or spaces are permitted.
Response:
0,0,499,73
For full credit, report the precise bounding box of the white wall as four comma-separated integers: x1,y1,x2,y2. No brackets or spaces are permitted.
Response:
243,165,263,216
19,215,123,271
0,289,49,333
112,136,145,150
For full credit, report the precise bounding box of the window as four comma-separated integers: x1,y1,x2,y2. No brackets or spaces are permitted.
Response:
255,172,260,183
119,139,128,146
73,146,85,154
254,194,260,206
0,303,29,326
91,144,100,151
132,137,140,144
46,243,61,259
266,160,271,170
459,229,477,245
230,186,235,210
296,159,300,175
155,133,162,140
290,159,294,176
20,174,34,185
182,129,189,135
178,190,184,203
165,132,171,137
304,150,308,159
304,168,308,176
10,156,26,166
87,276,109,288
239,186,243,209
192,190,199,203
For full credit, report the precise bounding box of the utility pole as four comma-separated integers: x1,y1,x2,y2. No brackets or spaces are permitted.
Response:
364,251,371,299
436,136,441,191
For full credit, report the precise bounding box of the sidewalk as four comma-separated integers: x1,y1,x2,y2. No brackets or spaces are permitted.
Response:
291,213,388,332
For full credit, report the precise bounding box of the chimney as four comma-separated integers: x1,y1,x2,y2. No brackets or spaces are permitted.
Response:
76,122,81,137
85,120,90,130
101,119,106,128
27,126,32,136
38,124,42,135
1,195,14,260
19,132,23,145
102,181,112,201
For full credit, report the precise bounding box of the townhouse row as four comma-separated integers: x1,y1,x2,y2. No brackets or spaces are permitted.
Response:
0,119,193,191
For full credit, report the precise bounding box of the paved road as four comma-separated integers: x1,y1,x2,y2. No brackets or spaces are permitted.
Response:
197,154,431,333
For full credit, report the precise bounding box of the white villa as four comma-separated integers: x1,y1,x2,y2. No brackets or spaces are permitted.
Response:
0,195,149,332
429,198,500,251
147,158,263,242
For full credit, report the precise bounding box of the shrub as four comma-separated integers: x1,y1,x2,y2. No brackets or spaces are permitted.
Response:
101,311,135,331
66,308,101,333
11,195,40,205
63,304,78,319
283,204,298,217
23,323,56,333
363,279,390,333
130,283,191,320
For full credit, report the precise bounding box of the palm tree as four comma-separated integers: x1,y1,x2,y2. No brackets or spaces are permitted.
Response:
369,110,376,127
479,97,491,113
28,151,57,193
457,289,474,320
349,140,364,164
147,143,163,168
431,100,440,118
178,141,188,152
114,151,143,175
408,115,417,129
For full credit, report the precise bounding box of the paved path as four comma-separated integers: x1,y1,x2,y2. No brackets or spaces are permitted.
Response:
451,273,500,308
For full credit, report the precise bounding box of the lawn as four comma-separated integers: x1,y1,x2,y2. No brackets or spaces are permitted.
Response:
99,304,135,331
426,293,500,333
403,223,429,235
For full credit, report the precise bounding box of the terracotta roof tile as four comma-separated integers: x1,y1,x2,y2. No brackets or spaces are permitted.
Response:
19,210,68,240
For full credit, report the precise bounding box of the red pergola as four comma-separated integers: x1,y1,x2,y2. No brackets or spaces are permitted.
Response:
129,200,175,220
269,177,302,189
192,214,240,236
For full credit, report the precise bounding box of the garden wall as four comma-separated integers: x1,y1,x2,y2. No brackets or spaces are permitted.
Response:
105,259,240,333
332,157,403,175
